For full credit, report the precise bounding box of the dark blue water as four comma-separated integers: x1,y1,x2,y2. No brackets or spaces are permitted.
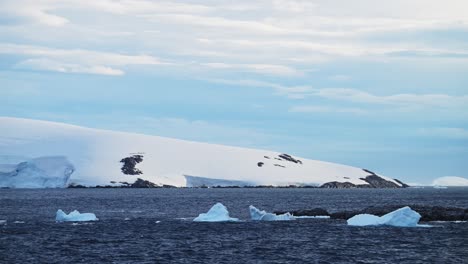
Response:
1,188,468,263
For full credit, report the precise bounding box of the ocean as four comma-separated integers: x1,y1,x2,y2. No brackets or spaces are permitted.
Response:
1,188,467,263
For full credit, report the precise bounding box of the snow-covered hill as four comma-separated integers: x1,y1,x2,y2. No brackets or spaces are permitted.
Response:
0,117,406,188
432,176,468,187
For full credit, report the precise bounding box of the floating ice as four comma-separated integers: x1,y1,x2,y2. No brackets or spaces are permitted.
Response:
55,209,98,222
0,220,6,225
347,206,421,227
193,203,239,222
249,205,295,221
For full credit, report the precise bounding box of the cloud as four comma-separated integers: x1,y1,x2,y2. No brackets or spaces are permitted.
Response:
206,78,468,108
201,62,300,76
15,59,124,76
0,43,165,75
418,127,468,139
0,0,69,26
289,105,367,115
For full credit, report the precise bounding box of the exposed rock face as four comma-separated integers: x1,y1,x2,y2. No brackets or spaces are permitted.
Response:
276,205,468,222
320,169,406,188
278,153,302,164
320,181,358,188
130,178,159,188
275,208,329,217
360,175,400,188
120,155,143,175
394,179,410,188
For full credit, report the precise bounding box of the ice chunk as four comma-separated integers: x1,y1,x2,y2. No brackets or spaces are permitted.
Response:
249,205,295,221
347,214,382,226
347,206,421,227
193,203,239,222
56,209,98,222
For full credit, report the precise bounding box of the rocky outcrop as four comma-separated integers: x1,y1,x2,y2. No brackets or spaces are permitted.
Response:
120,155,143,175
130,178,159,188
360,175,400,188
320,169,407,188
279,205,468,222
278,153,302,164
394,178,410,188
320,181,358,188
274,208,329,217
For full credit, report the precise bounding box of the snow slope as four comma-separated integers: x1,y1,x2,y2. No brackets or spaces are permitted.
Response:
0,117,403,188
432,176,468,187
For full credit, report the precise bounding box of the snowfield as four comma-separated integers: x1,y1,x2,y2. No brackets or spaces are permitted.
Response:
0,117,404,188
432,176,468,187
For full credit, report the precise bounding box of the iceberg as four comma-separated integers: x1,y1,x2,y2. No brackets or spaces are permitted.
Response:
347,206,421,227
249,205,295,221
56,209,98,222
193,203,239,222
0,156,74,188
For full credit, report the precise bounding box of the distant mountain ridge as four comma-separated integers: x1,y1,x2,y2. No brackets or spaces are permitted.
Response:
0,117,407,188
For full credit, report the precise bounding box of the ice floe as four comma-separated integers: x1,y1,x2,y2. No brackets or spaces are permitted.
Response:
347,206,422,227
55,209,98,222
249,205,295,221
193,203,239,222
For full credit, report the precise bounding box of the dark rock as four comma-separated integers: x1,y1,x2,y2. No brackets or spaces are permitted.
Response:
264,156,270,159
320,181,357,188
67,184,87,188
360,175,400,188
278,153,302,164
394,178,410,188
131,178,159,188
120,155,144,175
275,208,329,217
274,164,285,168
257,162,264,167
362,168,377,175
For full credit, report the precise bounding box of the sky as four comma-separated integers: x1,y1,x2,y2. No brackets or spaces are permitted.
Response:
0,0,467,185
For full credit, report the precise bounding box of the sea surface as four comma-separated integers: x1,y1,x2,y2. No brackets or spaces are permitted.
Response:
1,188,468,263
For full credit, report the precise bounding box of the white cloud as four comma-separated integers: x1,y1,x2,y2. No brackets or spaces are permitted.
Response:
207,78,468,111
289,105,367,115
0,43,165,75
1,0,468,78
15,59,124,76
201,63,300,76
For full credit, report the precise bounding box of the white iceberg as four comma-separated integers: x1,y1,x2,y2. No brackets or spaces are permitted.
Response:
347,206,421,227
55,209,98,222
249,205,295,221
193,203,239,222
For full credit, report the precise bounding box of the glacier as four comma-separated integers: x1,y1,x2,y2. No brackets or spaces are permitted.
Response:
249,205,295,221
0,156,74,188
193,203,239,222
347,206,422,227
0,117,406,188
55,209,98,222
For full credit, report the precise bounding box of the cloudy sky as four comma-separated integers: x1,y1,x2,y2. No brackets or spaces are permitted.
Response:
1,0,467,184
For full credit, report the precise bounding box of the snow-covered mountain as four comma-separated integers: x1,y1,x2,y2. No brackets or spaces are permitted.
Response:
0,117,406,188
